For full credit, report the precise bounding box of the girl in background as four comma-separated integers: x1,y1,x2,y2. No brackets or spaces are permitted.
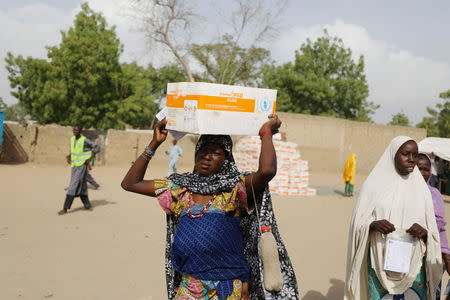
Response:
417,153,450,299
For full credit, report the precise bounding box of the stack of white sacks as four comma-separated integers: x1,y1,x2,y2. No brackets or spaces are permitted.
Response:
234,134,317,196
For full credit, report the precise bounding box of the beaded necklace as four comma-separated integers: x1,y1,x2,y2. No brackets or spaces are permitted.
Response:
186,191,217,218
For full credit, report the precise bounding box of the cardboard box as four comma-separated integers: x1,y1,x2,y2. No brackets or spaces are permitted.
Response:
165,82,277,135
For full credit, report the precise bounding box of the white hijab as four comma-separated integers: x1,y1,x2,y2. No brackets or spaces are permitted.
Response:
344,136,442,299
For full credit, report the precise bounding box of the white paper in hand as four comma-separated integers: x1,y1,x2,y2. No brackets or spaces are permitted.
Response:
155,107,186,141
383,239,413,273
156,107,168,121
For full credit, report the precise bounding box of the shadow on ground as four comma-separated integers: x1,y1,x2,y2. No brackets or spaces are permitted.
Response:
311,185,358,197
333,189,346,196
69,199,116,213
302,278,345,300
310,186,338,196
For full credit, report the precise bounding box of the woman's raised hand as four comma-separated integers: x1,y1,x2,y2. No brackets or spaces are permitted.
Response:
150,118,168,148
259,114,282,136
369,219,395,234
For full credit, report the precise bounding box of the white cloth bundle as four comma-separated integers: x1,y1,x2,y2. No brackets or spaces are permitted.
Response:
250,177,283,292
260,229,283,291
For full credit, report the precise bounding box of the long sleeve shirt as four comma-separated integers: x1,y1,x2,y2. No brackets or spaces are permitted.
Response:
82,137,100,154
429,183,450,255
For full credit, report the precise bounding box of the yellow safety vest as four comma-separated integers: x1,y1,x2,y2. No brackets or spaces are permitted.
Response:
70,136,91,167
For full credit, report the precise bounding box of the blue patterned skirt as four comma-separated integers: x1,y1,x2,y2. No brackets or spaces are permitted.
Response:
171,206,249,300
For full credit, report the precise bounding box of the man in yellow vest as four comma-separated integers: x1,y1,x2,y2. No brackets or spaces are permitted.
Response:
58,125,100,215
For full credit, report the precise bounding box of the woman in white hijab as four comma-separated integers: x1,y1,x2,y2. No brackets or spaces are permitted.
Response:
344,136,442,299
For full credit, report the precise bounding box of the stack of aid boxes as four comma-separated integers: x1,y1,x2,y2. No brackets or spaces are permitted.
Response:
234,134,316,196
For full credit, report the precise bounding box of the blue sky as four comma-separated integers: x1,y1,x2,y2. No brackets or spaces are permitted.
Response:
1,0,449,124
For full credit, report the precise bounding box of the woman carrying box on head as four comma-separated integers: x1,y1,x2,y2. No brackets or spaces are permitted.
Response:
121,114,298,299
344,136,442,300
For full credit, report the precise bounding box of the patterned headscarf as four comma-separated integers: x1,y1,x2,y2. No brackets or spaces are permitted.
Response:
164,134,299,299
168,135,242,194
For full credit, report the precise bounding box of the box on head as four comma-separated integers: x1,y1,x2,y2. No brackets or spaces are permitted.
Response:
156,82,277,137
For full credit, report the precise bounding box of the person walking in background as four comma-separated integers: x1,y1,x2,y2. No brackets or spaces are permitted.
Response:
165,139,183,177
430,153,439,187
436,156,445,191
59,125,100,215
343,153,356,196
345,136,442,300
446,162,450,196
417,153,450,299
64,156,99,190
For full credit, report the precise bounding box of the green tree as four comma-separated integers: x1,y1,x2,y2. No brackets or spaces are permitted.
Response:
117,63,186,128
417,91,450,137
117,63,155,129
262,30,378,121
148,64,187,95
416,107,440,137
0,97,27,125
437,91,450,137
6,3,126,130
191,35,271,86
440,90,450,99
388,112,410,126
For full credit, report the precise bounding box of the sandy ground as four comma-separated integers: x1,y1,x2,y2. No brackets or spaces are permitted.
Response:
1,162,449,300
